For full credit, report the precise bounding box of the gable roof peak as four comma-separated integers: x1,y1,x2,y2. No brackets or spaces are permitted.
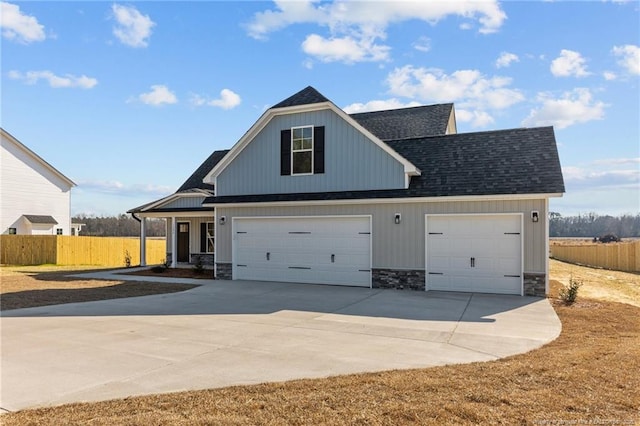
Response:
271,86,330,109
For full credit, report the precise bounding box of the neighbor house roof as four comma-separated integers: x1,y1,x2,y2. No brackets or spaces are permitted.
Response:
23,215,58,224
203,126,565,205
350,103,454,141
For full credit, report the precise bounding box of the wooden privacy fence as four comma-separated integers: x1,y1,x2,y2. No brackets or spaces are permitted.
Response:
550,240,640,273
0,235,166,266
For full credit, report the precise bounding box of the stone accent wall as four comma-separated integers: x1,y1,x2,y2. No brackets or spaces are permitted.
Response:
190,253,214,266
372,268,425,291
216,262,232,280
524,272,546,297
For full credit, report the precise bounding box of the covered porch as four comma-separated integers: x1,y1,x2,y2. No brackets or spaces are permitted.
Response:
135,211,216,270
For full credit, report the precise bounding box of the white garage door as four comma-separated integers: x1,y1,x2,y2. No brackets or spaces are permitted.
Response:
233,216,371,287
426,214,522,295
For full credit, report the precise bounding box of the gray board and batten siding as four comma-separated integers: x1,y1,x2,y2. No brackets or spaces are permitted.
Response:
215,109,406,197
214,197,548,275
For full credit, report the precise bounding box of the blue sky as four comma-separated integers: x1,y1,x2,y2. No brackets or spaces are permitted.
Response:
2,1,638,217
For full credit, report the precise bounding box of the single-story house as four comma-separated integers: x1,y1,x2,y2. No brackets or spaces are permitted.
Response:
1,128,77,235
130,86,564,296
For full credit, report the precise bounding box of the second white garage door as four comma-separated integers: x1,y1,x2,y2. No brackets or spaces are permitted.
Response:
233,216,371,287
426,214,523,295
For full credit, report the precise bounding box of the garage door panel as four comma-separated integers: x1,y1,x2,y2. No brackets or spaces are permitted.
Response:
426,215,522,295
234,217,371,287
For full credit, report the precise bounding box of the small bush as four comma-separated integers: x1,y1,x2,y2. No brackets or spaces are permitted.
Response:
193,257,204,274
124,250,132,268
559,277,582,305
150,259,169,273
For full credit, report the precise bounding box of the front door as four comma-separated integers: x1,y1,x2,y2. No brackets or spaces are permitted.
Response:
177,222,190,262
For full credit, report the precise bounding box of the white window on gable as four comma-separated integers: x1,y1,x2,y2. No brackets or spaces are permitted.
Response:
291,126,313,175
280,126,325,176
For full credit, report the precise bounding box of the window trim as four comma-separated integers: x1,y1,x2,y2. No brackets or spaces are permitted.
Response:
205,221,215,254
290,125,314,176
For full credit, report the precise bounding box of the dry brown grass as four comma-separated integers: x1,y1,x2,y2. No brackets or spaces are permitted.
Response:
551,258,640,307
2,264,639,425
0,266,198,311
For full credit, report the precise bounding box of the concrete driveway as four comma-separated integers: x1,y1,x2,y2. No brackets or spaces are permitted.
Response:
0,272,561,412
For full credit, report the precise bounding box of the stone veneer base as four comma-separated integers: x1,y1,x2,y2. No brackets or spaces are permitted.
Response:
523,272,546,297
215,262,232,280
213,264,546,296
372,268,426,291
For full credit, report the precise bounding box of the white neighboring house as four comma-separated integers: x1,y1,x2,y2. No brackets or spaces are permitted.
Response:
0,128,77,235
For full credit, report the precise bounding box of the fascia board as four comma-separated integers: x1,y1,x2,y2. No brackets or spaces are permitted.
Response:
140,190,210,212
203,192,565,208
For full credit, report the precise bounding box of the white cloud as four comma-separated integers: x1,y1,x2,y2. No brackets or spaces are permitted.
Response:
133,85,178,106
1,1,45,43
455,109,495,128
612,44,640,75
522,88,606,129
342,98,421,114
412,36,431,53
562,162,639,191
8,70,98,89
603,71,617,81
495,51,519,68
245,1,506,63
550,49,590,77
190,89,241,110
385,65,524,128
111,4,155,48
302,33,390,63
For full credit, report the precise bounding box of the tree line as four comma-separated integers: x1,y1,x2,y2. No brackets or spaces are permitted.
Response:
74,212,640,238
73,214,166,237
549,213,640,238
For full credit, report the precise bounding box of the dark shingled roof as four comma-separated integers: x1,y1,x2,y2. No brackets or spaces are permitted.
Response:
350,103,453,141
23,215,58,224
203,126,565,205
176,149,229,192
271,86,330,109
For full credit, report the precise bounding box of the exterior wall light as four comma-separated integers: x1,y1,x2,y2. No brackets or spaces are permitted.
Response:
219,216,226,225
531,211,539,223
394,213,401,224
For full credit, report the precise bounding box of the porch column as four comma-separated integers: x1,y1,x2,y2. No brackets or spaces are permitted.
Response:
140,217,147,266
171,216,177,268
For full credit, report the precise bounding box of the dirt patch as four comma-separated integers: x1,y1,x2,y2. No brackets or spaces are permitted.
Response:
0,266,198,311
123,267,214,280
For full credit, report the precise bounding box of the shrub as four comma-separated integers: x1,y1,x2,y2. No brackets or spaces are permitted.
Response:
151,259,169,273
559,277,582,305
193,256,204,274
124,250,132,268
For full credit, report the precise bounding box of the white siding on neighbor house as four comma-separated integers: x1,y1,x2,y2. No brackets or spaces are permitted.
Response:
215,198,548,274
1,133,73,235
216,109,406,197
